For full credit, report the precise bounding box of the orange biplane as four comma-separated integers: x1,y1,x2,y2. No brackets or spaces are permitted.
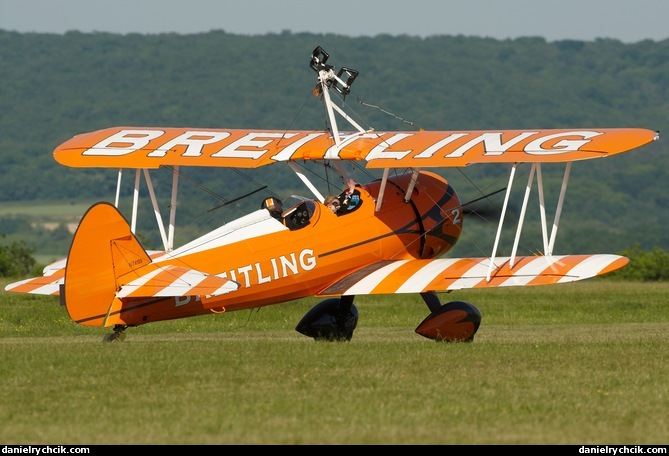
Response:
4,46,659,343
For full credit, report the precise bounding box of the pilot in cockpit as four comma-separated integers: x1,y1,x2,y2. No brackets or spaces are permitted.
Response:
261,197,284,219
325,178,362,215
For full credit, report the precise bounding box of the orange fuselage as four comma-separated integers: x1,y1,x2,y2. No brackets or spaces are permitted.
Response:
101,171,462,327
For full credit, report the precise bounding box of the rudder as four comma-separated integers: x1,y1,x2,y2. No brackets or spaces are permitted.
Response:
63,202,151,327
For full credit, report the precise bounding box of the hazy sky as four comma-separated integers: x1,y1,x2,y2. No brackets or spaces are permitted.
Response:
1,0,668,42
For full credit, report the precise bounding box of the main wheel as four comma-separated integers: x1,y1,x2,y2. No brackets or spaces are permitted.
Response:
415,300,482,342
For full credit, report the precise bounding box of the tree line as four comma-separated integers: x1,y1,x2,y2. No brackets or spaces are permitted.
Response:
0,30,667,267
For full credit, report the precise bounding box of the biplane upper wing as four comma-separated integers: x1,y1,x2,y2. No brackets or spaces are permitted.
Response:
52,127,658,169
317,254,628,296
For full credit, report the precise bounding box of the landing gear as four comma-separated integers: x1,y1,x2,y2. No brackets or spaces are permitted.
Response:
416,292,482,342
295,296,359,341
102,325,128,343
295,292,481,343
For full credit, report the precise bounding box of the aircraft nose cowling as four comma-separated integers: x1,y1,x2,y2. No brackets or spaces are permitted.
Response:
295,297,359,341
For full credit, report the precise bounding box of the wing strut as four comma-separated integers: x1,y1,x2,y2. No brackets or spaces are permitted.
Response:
114,167,179,252
487,161,574,281
404,169,420,202
168,166,179,250
114,169,123,207
547,162,570,255
288,162,326,203
376,168,390,212
143,169,169,251
487,164,517,281
509,163,536,267
131,169,140,233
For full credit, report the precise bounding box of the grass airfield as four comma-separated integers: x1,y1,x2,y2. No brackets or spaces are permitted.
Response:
1,280,668,444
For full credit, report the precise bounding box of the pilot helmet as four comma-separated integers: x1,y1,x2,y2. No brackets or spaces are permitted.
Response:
261,197,283,216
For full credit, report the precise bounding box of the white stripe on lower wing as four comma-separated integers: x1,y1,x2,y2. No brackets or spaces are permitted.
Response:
395,258,462,293
344,260,409,294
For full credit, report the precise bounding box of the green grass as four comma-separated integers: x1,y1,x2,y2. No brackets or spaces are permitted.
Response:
1,280,668,444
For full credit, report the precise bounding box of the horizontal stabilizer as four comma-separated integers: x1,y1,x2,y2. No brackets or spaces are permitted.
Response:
4,270,64,296
3,257,67,295
117,264,238,298
318,254,628,296
3,250,171,297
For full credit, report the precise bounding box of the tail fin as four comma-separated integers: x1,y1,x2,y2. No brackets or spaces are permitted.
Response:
63,202,151,327
64,202,239,328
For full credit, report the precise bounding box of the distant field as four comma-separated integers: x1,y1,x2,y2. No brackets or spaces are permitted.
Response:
1,280,668,444
0,200,95,217
0,200,98,259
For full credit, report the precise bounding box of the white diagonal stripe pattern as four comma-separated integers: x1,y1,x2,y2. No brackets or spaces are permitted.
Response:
344,260,409,294
497,256,563,287
557,254,617,283
395,258,462,293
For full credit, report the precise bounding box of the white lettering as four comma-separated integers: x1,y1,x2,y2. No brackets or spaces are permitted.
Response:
280,253,299,276
270,257,279,280
415,133,467,158
445,132,538,158
211,132,292,159
256,262,271,284
300,249,316,270
147,131,231,157
83,129,165,156
272,133,323,161
237,265,253,287
81,129,605,163
204,249,318,292
365,133,414,160
525,131,602,154
324,132,378,159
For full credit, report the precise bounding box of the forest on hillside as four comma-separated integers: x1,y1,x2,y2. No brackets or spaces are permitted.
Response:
0,30,667,258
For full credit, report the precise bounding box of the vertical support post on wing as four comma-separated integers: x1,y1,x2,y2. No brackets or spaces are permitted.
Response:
509,163,537,268
376,168,390,212
536,164,549,253
115,169,123,208
167,166,179,251
142,169,169,251
547,162,571,256
131,169,141,234
487,163,517,282
404,169,420,203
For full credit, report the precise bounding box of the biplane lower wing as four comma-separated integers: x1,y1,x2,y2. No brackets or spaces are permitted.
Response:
318,254,628,296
